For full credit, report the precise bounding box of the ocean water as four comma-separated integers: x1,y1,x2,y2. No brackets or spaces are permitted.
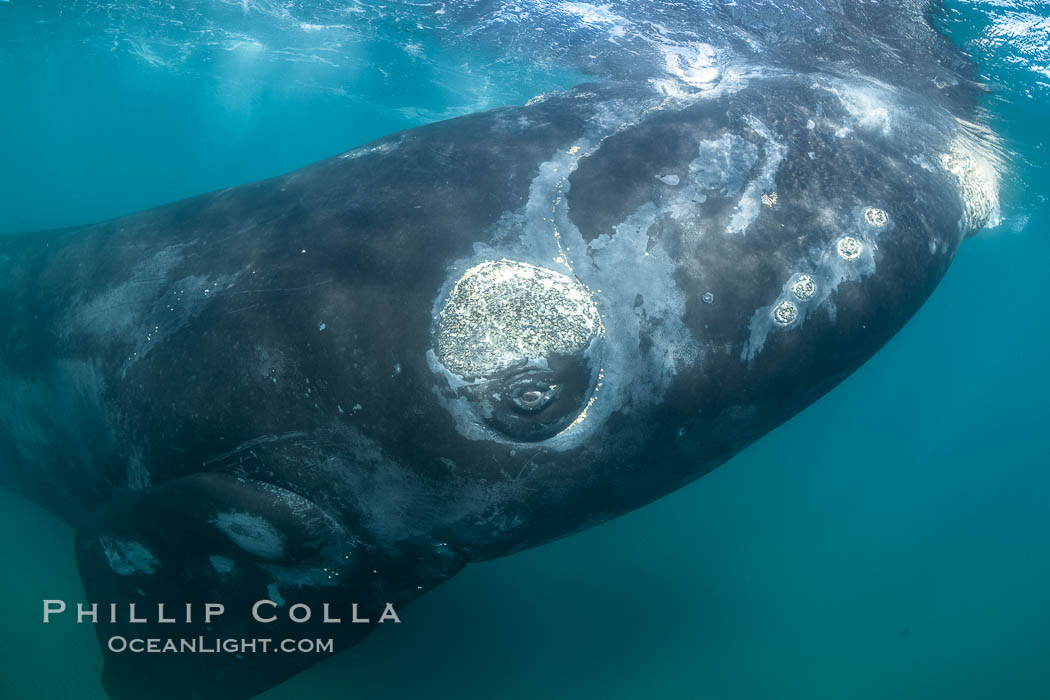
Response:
1,1,1048,699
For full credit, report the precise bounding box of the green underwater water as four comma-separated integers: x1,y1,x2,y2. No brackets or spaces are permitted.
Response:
1,1,1049,698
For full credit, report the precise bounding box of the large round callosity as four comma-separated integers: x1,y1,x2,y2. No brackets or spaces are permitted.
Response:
436,259,603,378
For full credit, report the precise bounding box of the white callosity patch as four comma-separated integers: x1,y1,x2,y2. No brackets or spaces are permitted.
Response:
209,555,235,575
791,274,817,301
212,512,285,560
72,244,189,338
634,132,760,253
814,77,1001,237
100,536,159,576
532,102,699,443
940,134,1002,234
431,96,698,449
726,118,786,234
819,79,896,136
689,132,759,197
864,207,888,227
837,236,863,260
68,243,241,375
743,206,888,361
428,135,601,442
585,199,699,389
436,259,602,378
771,300,799,326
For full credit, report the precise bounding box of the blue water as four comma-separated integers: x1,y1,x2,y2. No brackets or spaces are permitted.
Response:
1,1,1049,698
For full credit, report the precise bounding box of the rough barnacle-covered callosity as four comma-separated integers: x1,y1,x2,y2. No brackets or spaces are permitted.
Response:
864,207,888,226
436,259,603,378
771,300,799,326
837,236,864,260
791,275,817,301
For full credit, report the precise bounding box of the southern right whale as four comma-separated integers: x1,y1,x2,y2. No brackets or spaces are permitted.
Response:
0,1,1000,698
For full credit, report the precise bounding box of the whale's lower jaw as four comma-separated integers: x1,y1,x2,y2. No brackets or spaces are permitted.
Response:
75,472,466,700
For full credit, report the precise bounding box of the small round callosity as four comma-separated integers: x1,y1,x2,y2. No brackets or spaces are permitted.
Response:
771,300,799,326
837,236,863,261
864,207,888,227
702,291,715,304
436,259,603,378
791,275,816,301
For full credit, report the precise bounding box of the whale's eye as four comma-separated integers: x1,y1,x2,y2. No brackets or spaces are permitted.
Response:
482,364,589,441
510,382,559,413
433,259,605,442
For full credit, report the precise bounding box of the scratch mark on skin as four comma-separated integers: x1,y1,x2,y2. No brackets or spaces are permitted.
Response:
202,431,310,467
226,303,266,315
515,449,545,480
213,278,337,298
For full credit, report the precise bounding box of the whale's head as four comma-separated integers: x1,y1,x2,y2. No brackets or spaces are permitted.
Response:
424,75,1001,552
